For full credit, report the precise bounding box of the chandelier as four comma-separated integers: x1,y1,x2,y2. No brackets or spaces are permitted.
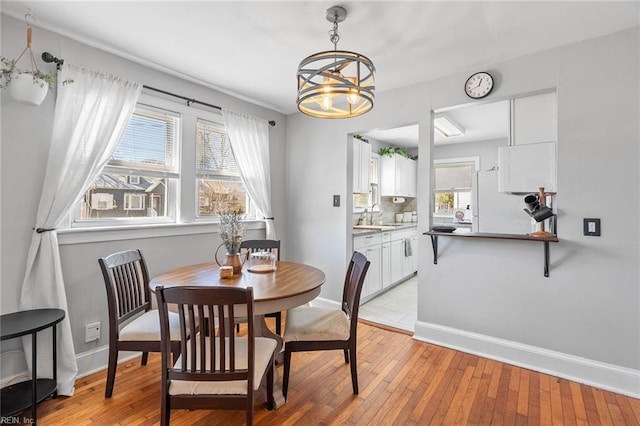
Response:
296,6,375,119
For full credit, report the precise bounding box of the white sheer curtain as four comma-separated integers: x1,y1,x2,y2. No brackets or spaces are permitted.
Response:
19,64,142,396
222,109,276,239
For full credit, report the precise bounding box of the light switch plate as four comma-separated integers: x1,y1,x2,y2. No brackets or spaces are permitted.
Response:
583,218,601,236
333,195,340,207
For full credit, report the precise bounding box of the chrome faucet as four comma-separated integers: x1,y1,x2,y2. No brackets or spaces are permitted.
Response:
370,203,380,224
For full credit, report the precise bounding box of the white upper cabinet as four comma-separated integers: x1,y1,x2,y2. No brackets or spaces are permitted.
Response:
353,137,372,194
499,92,558,193
380,154,417,197
512,92,557,145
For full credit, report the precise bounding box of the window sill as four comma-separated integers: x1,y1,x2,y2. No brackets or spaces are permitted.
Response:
58,220,266,245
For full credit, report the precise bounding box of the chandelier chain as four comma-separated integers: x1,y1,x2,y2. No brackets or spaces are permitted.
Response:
329,17,340,50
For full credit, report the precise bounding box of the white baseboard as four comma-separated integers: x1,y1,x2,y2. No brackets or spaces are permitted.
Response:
75,345,141,379
3,345,162,389
414,321,640,399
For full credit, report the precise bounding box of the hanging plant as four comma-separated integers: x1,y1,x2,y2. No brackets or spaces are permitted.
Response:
1,16,56,106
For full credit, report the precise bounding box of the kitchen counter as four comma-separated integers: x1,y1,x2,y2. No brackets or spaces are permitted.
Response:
352,223,418,236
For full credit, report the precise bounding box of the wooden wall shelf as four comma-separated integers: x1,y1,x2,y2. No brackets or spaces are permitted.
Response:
423,231,559,277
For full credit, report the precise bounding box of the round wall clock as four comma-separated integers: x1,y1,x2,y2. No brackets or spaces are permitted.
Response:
464,72,494,99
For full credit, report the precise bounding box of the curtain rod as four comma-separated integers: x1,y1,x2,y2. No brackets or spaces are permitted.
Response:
143,85,276,127
41,52,276,127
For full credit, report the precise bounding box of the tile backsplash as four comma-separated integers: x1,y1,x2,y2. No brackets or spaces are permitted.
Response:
353,196,417,224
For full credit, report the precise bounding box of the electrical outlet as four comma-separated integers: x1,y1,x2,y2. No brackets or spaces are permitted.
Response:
583,218,601,236
85,322,101,342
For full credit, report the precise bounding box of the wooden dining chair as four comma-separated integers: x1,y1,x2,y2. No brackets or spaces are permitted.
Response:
155,285,277,426
282,251,370,399
239,239,282,334
98,249,180,398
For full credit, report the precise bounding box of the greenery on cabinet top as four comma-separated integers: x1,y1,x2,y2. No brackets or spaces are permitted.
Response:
378,146,417,160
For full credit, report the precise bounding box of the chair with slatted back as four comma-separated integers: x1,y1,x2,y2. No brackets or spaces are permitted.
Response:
155,285,277,426
239,240,282,334
282,251,370,399
98,249,181,398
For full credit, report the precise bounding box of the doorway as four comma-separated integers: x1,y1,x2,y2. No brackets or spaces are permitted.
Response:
353,124,419,333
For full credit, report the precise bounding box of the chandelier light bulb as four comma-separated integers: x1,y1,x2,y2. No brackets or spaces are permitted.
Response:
321,95,333,110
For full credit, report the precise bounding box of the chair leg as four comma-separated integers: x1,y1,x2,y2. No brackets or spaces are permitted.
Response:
282,346,292,399
343,349,349,364
105,346,118,398
275,312,282,335
266,359,275,410
141,351,149,366
161,394,170,426
349,347,359,395
247,394,254,426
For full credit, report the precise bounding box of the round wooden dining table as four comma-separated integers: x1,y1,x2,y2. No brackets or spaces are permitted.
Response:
149,260,326,407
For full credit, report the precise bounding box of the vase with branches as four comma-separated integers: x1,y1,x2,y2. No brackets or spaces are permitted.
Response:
215,206,246,275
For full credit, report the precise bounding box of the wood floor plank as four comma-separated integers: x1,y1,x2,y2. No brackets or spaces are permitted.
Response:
526,371,541,426
569,380,588,425
32,321,638,426
592,387,615,425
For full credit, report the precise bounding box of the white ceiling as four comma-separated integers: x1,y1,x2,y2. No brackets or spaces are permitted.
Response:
2,1,638,120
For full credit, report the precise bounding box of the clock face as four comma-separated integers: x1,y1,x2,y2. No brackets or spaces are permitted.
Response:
465,72,494,99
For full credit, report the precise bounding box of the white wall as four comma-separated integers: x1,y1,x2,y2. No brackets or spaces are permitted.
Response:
0,14,286,379
286,28,639,396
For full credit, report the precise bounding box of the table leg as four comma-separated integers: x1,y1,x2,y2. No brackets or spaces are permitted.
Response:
254,314,286,408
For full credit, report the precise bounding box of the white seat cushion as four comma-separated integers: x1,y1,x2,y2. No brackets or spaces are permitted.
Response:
169,336,277,395
283,306,350,343
119,309,181,341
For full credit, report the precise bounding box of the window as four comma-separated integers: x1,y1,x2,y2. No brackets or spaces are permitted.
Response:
76,104,180,223
124,193,145,210
433,159,477,219
72,95,255,229
196,119,248,216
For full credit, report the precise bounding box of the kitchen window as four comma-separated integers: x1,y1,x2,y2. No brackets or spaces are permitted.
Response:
433,158,478,221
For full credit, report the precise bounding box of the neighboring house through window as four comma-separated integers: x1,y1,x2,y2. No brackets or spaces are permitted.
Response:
196,119,248,216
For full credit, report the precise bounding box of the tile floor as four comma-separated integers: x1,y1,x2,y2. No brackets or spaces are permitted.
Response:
359,275,417,333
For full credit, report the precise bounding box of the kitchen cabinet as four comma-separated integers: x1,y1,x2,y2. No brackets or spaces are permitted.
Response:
353,137,372,194
381,231,392,288
353,233,381,298
380,153,417,197
403,233,418,276
362,244,382,298
354,226,417,301
498,141,556,193
512,92,557,146
390,239,404,284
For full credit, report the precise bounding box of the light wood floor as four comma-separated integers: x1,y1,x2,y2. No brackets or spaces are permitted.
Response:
36,321,639,425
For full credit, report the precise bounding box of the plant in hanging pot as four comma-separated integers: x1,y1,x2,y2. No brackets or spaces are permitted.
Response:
1,57,55,106
215,209,247,275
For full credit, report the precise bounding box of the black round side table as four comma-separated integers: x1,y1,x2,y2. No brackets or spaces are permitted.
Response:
1,308,65,425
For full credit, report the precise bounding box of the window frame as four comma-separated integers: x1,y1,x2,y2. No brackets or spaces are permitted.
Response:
432,156,479,221
194,117,254,220
123,193,146,211
67,92,260,231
